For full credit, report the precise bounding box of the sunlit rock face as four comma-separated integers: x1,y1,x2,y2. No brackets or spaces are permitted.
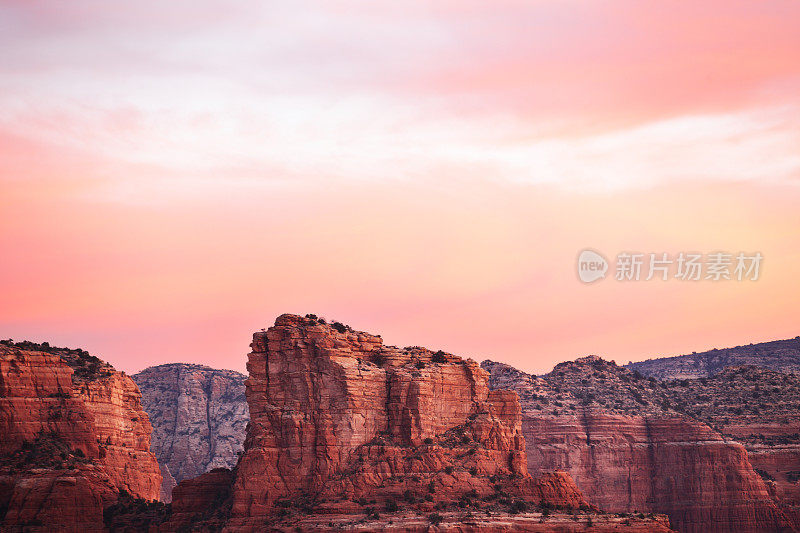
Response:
222,314,592,531
0,341,161,531
482,357,798,533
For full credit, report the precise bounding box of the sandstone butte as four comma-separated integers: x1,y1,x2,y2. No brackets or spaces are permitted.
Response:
0,341,161,532
482,357,800,533
132,363,249,501
157,314,672,532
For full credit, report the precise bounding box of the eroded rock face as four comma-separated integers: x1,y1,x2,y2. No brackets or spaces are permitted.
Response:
161,468,233,532
221,315,597,531
523,413,793,533
482,357,798,533
0,342,161,531
673,366,800,528
92,315,671,532
132,363,248,500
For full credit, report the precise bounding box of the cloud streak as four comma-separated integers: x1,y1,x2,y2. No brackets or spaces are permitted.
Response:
0,1,799,372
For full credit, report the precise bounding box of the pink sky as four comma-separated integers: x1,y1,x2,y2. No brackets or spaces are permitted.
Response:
1,1,799,375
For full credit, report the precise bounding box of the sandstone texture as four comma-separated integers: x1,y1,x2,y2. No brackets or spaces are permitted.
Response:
148,315,668,532
673,365,800,528
133,363,248,500
227,314,588,531
0,340,161,531
0,319,676,532
626,336,800,379
159,467,233,531
482,357,798,533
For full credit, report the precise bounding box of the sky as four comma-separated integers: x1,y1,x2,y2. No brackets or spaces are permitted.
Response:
1,1,799,375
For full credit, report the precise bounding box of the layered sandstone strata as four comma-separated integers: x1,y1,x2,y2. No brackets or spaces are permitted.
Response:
133,363,248,500
673,366,800,528
98,315,671,532
160,468,234,531
0,341,161,531
217,315,622,531
482,357,797,533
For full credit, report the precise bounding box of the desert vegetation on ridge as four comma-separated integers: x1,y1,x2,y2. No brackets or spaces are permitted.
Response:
626,336,800,379
483,351,800,533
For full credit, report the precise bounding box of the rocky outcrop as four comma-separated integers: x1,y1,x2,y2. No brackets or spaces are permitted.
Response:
627,336,800,379
0,341,161,531
672,366,800,528
132,363,248,500
156,315,672,532
228,314,577,530
71,314,670,532
482,357,798,533
161,468,233,531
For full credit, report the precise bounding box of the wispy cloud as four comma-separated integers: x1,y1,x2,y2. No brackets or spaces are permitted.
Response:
1,1,799,372
2,0,799,199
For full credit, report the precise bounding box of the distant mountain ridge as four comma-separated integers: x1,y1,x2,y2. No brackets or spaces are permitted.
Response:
625,336,800,380
132,363,249,501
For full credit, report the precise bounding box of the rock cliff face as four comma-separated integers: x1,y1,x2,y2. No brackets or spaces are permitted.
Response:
673,366,800,528
482,357,798,533
151,315,669,532
0,341,161,531
228,314,583,530
132,363,248,500
626,336,800,379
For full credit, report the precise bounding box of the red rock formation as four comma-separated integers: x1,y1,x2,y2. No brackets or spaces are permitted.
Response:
0,466,120,532
670,365,800,528
0,349,98,456
0,342,161,531
75,371,162,498
524,413,795,533
224,315,596,530
483,358,798,533
745,432,800,528
85,315,671,532
162,468,233,531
